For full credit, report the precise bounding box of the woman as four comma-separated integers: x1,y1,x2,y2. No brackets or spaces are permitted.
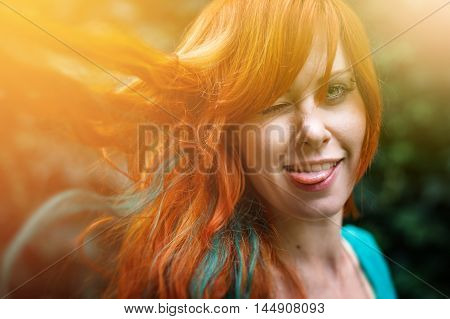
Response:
1,0,397,298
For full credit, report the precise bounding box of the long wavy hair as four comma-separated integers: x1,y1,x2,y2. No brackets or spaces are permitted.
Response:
1,0,381,298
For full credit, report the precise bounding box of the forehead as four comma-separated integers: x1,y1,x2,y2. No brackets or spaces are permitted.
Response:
289,39,350,94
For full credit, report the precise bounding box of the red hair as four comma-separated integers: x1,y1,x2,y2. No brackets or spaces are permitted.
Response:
0,0,381,298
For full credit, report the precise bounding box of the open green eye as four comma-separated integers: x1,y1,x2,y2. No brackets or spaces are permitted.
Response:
327,85,347,100
326,80,356,105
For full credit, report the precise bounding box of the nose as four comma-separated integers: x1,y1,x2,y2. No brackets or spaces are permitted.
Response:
294,96,331,150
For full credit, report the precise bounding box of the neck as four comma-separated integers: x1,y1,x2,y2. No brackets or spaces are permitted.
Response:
270,208,345,272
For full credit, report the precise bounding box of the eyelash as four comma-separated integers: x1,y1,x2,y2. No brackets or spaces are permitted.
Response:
261,102,292,115
261,80,356,114
326,82,356,104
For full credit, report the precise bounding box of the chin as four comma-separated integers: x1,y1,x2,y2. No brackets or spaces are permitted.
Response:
291,198,346,219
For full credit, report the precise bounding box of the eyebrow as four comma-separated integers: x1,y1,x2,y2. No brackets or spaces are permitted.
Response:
318,69,353,84
285,69,353,97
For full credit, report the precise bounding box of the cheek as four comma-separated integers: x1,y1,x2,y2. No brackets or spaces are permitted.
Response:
347,97,367,158
262,121,291,170
240,119,290,172
342,113,366,157
326,96,367,160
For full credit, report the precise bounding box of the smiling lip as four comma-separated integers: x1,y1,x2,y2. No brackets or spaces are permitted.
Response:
284,159,343,192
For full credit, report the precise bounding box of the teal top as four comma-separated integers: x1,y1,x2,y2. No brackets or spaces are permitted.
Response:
341,224,397,299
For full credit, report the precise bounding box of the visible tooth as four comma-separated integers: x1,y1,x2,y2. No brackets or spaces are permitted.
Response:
286,161,339,173
300,165,310,172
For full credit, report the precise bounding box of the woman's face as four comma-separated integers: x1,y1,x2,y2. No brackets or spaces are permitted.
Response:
240,40,366,220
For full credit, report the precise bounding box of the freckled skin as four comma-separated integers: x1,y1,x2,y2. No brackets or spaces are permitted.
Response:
240,38,372,298
240,39,366,221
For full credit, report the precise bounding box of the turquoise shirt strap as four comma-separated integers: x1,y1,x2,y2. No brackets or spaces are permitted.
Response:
341,225,397,299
